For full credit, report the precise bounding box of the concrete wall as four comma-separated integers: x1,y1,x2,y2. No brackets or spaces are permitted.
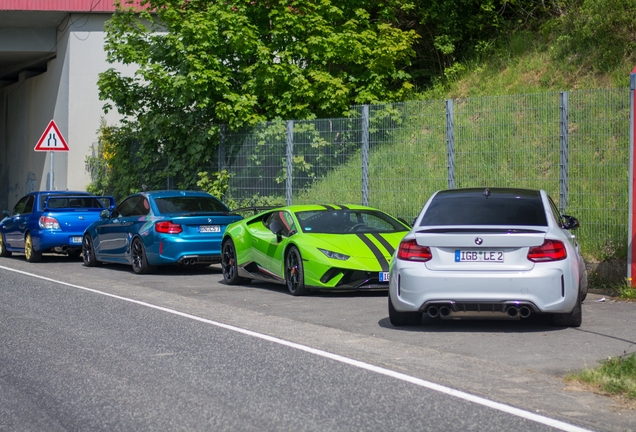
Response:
0,13,131,211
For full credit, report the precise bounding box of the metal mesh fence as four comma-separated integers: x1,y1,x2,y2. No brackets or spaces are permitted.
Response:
567,89,630,260
365,100,447,219
452,93,561,197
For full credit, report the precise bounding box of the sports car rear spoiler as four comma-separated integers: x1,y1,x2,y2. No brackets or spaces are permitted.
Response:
44,195,116,211
230,205,280,216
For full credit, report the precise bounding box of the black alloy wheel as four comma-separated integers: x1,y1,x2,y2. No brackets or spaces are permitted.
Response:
131,237,156,274
221,238,250,285
82,235,101,267
285,246,308,296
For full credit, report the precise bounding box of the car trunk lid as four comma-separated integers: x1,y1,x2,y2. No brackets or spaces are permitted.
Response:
415,226,548,271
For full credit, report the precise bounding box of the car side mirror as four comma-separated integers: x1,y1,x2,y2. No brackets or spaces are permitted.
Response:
269,219,284,242
100,209,111,218
2,210,9,218
562,215,579,230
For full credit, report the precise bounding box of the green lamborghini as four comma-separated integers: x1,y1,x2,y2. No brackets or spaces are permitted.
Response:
221,204,410,295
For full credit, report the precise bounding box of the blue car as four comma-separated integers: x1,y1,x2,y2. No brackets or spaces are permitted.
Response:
0,191,115,262
82,190,243,274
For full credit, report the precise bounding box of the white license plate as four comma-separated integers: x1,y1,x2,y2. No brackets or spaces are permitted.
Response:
70,236,83,245
379,271,390,282
199,225,221,233
455,250,504,262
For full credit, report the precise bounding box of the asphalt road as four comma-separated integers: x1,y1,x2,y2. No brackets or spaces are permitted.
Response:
1,254,635,431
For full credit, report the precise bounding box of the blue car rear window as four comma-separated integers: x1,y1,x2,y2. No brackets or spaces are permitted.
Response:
45,197,105,209
155,196,228,214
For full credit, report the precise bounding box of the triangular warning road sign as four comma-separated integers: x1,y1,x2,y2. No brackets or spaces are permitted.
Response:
34,120,69,152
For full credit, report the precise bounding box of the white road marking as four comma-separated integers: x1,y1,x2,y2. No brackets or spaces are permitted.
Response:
1,265,594,432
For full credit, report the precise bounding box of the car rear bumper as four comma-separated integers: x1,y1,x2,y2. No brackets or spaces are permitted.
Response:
32,230,85,251
147,236,222,265
389,262,578,314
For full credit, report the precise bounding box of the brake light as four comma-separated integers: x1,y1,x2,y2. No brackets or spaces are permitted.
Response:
39,216,60,229
397,239,432,262
155,221,182,234
527,240,567,262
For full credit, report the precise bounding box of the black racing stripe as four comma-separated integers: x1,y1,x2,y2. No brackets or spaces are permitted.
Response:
338,204,350,210
371,233,395,256
356,233,389,272
321,204,335,210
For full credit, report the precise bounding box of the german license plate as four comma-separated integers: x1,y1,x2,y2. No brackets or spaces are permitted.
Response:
70,236,82,245
379,271,390,282
199,225,221,233
455,250,504,262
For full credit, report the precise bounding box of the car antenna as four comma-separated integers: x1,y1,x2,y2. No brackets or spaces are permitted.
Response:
483,188,491,198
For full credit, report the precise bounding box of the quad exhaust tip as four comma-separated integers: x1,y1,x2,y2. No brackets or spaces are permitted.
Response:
519,306,532,318
439,306,451,318
427,306,439,318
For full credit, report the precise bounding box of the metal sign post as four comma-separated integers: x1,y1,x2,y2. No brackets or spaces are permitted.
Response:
50,151,54,190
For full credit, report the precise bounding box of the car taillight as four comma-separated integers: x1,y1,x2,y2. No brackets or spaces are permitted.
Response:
527,240,567,262
155,221,182,234
39,215,60,229
397,239,432,262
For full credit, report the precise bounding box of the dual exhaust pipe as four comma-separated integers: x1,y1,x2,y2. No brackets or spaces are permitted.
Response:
426,305,451,318
507,305,532,319
180,257,199,266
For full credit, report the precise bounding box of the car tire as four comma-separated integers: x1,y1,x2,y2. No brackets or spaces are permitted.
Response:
222,238,250,285
285,246,308,296
131,237,156,274
580,268,588,303
24,233,42,262
388,295,422,326
82,235,101,267
0,233,12,257
551,290,582,328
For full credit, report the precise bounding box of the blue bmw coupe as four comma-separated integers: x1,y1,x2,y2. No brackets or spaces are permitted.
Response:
82,190,243,274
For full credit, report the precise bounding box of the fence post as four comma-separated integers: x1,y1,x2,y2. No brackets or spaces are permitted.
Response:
446,99,455,189
218,124,226,172
559,91,569,213
628,69,636,286
286,120,294,206
362,105,369,206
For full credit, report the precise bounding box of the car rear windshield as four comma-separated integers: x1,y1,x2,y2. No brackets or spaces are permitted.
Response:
420,195,548,226
296,209,408,234
155,196,228,214
44,196,106,209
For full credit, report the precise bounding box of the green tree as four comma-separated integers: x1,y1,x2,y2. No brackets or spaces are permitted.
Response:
550,0,636,72
395,0,566,86
97,0,418,190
